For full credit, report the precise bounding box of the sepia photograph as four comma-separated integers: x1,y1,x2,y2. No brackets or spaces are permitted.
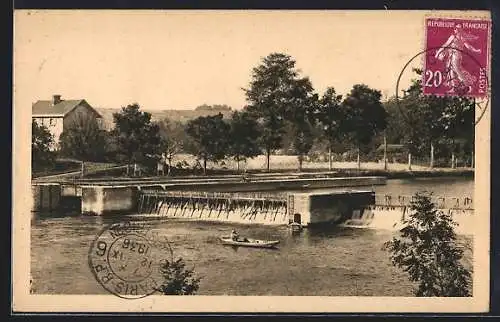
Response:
12,9,491,312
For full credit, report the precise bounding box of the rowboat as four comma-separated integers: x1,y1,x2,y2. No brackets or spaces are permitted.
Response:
289,222,303,231
219,236,280,248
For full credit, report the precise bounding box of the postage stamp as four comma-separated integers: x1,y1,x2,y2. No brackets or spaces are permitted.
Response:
88,221,169,299
423,18,491,97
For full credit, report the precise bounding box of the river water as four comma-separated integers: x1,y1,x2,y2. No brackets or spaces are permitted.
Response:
30,177,473,296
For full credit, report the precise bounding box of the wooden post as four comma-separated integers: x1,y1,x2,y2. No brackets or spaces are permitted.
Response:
357,146,361,170
408,152,412,171
266,149,271,172
80,161,84,178
430,142,434,169
383,134,387,171
328,146,333,171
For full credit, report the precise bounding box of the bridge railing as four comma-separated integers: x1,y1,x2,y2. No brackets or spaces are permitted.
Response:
375,194,473,210
139,190,287,202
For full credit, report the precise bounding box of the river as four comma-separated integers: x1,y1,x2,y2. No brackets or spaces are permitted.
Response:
30,177,473,296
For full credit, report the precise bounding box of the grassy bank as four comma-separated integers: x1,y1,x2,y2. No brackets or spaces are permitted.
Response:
32,160,119,179
33,154,473,181
67,166,473,182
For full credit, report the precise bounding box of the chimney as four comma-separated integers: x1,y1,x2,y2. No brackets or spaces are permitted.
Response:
52,94,62,105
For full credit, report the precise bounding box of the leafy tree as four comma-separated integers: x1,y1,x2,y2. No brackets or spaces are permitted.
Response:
383,98,407,145
398,69,475,167
31,120,56,172
243,52,311,171
342,84,388,169
383,192,472,297
185,113,230,174
290,121,315,171
156,242,201,295
59,113,106,166
157,258,201,295
158,119,187,175
285,80,318,171
111,103,162,175
317,87,347,170
195,104,232,112
228,110,261,172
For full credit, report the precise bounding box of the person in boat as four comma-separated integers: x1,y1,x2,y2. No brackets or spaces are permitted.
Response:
230,229,240,241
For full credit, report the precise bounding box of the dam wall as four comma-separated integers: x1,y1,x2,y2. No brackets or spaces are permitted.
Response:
340,205,474,235
136,190,376,226
138,191,289,225
31,178,474,236
81,185,138,216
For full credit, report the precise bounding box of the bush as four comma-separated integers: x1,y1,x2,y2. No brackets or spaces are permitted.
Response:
156,258,201,295
383,191,472,297
156,243,201,295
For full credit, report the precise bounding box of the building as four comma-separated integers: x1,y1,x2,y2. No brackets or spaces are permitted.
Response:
32,95,104,150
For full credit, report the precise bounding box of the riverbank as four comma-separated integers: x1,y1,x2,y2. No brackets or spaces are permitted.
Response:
33,158,474,181
60,167,474,182
330,168,474,179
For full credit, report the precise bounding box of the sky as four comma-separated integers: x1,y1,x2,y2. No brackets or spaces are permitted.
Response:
13,10,486,111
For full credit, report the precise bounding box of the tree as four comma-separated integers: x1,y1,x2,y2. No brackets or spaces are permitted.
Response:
111,103,162,176
398,69,475,168
317,87,346,170
59,113,107,175
383,192,472,297
195,104,232,112
243,52,311,171
290,121,315,171
342,84,388,169
228,111,261,172
185,113,230,174
158,119,187,175
384,98,407,145
285,79,318,171
156,242,201,295
31,120,56,172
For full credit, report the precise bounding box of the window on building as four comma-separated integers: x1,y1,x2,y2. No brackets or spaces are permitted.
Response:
49,118,54,126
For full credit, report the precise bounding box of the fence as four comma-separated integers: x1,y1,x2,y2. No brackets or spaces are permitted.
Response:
374,194,473,210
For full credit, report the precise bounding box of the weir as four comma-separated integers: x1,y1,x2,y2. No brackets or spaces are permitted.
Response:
341,194,475,235
136,189,376,226
31,176,475,234
137,191,289,225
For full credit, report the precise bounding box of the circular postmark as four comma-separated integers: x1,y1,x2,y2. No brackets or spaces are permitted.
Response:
395,46,490,126
88,221,170,299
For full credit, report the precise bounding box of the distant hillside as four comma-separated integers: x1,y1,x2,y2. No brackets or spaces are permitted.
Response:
96,107,234,130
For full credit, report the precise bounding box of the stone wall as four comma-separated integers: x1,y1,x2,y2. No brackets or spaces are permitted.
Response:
31,183,61,212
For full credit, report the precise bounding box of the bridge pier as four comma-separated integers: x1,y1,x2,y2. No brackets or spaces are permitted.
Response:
31,183,61,212
81,185,138,216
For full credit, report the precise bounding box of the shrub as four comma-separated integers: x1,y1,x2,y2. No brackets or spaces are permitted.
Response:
156,242,201,295
383,191,472,297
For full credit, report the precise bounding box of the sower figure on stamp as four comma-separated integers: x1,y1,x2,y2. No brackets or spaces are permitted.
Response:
435,24,481,94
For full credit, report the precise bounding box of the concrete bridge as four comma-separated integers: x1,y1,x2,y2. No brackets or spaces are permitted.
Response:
31,176,386,219
35,175,388,199
30,175,474,234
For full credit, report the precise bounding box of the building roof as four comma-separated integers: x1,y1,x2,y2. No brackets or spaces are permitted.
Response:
32,99,102,118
